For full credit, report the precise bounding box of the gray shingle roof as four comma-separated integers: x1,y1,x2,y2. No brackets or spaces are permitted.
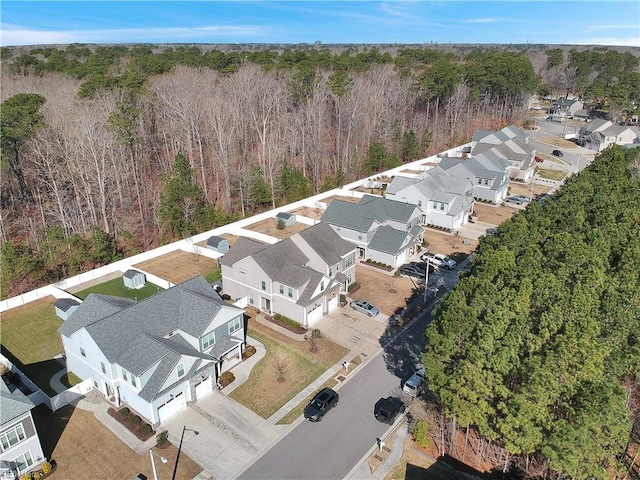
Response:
296,222,355,265
206,235,226,247
218,237,268,267
0,380,34,425
321,195,418,233
276,212,294,220
54,297,80,312
368,225,412,254
58,294,136,337
123,269,143,279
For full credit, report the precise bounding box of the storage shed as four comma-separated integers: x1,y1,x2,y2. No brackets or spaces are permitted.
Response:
123,269,146,289
54,298,80,320
207,236,230,254
275,212,296,228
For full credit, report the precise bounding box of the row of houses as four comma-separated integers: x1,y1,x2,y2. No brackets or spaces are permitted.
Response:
1,124,539,478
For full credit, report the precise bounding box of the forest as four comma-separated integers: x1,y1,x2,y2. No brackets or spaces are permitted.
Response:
423,145,640,479
1,43,639,298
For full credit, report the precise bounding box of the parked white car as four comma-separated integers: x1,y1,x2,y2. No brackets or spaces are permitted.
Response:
420,253,457,270
402,368,425,397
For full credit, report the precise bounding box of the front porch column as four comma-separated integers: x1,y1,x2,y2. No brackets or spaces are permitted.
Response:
237,342,242,361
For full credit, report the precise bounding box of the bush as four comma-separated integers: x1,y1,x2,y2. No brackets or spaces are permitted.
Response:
274,313,303,330
156,430,168,446
347,282,359,292
413,420,430,448
141,423,152,434
340,294,346,304
219,371,235,387
244,345,256,358
132,415,142,424
118,407,130,417
276,218,286,230
41,461,52,474
311,328,321,338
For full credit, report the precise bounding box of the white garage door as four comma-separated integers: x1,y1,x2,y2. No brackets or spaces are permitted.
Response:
307,304,323,324
328,296,338,312
158,392,186,423
195,377,213,399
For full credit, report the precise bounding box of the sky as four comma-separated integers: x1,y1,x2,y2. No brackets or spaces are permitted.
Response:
1,1,639,48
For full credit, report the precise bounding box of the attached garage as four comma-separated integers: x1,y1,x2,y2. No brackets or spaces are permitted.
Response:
328,295,338,312
195,377,213,399
307,303,323,324
158,391,186,423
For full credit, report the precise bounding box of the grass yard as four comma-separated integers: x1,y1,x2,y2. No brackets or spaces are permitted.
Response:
0,298,64,396
230,318,348,419
74,276,164,300
536,168,568,181
135,250,221,285
32,404,202,480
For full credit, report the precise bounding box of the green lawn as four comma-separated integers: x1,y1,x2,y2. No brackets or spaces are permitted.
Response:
75,277,164,300
536,168,568,181
0,300,64,396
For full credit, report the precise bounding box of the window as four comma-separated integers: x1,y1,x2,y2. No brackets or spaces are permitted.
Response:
101,362,106,374
13,451,33,473
131,376,137,387
1,425,26,449
440,203,445,211
228,317,241,334
80,348,86,358
261,281,266,291
328,266,333,277
177,363,185,377
249,295,255,305
417,200,422,207
121,368,128,381
345,254,354,268
432,202,438,209
288,288,293,298
320,281,325,291
358,234,362,240
279,284,284,294
202,331,216,350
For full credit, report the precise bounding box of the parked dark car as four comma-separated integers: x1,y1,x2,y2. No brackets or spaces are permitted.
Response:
374,396,404,424
505,196,525,205
399,264,426,279
552,149,564,157
304,388,339,422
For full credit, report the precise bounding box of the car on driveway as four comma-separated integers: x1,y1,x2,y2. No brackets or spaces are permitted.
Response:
421,253,457,270
552,149,564,157
402,368,425,398
505,196,525,205
304,388,339,422
399,263,426,279
374,396,404,424
349,299,379,317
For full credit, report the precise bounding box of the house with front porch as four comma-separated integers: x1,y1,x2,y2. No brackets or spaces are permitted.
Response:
438,152,510,204
219,222,357,326
385,167,475,230
578,119,640,151
320,195,423,267
57,275,245,427
470,125,536,182
0,380,46,480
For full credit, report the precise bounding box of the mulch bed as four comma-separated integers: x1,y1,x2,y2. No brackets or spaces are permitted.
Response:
264,315,308,334
108,407,156,441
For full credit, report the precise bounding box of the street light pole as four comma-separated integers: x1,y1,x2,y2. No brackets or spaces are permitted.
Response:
149,449,168,480
423,257,430,302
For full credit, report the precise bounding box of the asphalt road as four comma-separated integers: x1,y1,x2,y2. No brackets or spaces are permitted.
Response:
238,273,450,480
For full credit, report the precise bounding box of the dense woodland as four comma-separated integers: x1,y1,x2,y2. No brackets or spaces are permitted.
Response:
1,44,639,298
423,146,640,479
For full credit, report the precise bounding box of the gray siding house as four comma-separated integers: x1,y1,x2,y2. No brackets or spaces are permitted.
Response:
386,167,475,230
439,152,510,204
0,380,46,479
320,195,423,267
578,119,640,151
219,223,356,326
58,276,245,427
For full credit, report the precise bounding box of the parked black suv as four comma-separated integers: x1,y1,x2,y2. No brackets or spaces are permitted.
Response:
304,388,339,422
374,396,404,425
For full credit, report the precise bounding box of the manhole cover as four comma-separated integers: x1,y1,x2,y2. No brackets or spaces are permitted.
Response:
337,375,346,382
388,289,397,293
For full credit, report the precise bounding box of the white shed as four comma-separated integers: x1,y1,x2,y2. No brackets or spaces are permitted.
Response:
207,236,230,254
123,269,146,289
54,298,81,320
275,212,296,227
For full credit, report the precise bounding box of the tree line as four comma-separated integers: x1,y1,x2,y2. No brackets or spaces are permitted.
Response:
1,44,637,298
423,145,640,479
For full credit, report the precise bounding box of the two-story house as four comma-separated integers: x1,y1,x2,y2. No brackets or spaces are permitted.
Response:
0,380,46,480
57,275,245,426
578,119,640,151
320,195,423,267
385,167,475,230
549,97,584,118
470,125,536,182
219,222,357,326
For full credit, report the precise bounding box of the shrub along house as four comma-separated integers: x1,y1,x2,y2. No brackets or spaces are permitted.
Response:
219,222,357,327
57,275,245,426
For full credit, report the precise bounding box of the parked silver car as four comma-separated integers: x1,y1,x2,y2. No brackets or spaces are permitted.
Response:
349,299,379,317
402,368,425,397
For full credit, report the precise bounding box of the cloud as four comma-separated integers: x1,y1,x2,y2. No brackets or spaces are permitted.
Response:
576,36,640,47
463,17,519,24
0,24,269,46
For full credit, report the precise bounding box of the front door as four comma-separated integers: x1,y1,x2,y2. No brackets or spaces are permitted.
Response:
262,298,271,313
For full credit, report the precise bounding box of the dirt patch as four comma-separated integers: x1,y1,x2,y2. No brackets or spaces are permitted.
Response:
323,195,362,204
243,217,310,239
136,250,218,284
508,181,553,199
422,229,478,260
289,205,325,220
538,135,577,148
471,203,514,226
32,404,202,480
352,266,418,316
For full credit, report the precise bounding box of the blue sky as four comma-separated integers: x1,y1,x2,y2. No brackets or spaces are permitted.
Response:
1,1,639,47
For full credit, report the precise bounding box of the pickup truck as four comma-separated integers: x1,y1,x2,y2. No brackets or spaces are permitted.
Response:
420,252,457,270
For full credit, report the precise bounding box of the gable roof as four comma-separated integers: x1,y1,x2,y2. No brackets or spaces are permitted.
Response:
123,269,144,279
59,276,242,401
369,224,421,254
0,380,34,425
54,297,80,312
218,237,268,267
206,235,227,247
294,222,355,265
321,195,418,232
